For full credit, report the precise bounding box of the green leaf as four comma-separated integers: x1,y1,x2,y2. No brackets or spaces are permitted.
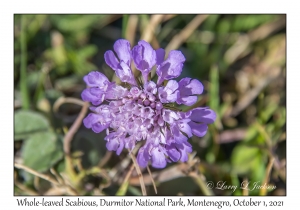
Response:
21,131,63,172
14,110,50,140
231,145,261,174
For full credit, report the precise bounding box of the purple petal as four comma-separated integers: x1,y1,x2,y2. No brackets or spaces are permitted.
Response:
132,40,156,70
83,113,109,133
158,80,179,103
106,139,119,151
89,87,103,96
92,123,109,133
190,108,217,124
143,81,157,94
130,87,141,98
158,88,178,103
177,95,198,106
116,140,124,155
137,147,149,168
176,121,192,137
113,39,131,65
178,78,203,95
115,61,137,85
188,121,208,137
105,85,128,100
176,78,203,106
83,71,109,87
83,113,97,128
156,50,185,85
166,144,180,162
176,142,192,162
104,50,120,71
173,131,188,144
162,109,179,124
156,48,165,65
81,89,104,105
151,148,167,168
141,107,154,119
165,80,179,94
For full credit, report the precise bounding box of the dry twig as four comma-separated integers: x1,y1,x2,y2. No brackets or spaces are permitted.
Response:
14,162,78,195
260,157,275,195
147,166,157,194
129,152,147,195
63,101,89,155
165,15,208,55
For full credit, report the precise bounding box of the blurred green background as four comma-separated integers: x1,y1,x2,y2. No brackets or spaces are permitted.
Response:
14,14,286,196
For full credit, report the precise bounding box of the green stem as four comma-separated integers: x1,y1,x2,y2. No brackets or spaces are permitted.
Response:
191,174,214,196
20,15,30,109
122,15,129,38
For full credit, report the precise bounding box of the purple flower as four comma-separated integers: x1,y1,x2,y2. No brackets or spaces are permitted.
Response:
156,50,185,85
177,77,204,106
82,39,216,169
132,40,156,83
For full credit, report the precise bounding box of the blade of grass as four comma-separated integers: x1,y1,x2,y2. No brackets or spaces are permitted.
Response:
122,15,129,38
20,15,30,109
116,163,135,196
208,64,223,129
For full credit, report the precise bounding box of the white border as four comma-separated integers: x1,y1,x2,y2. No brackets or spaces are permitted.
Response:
2,0,298,209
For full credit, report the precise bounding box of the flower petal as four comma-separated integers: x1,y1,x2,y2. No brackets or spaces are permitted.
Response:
177,95,198,106
162,109,180,124
190,108,216,124
113,39,131,65
115,61,137,85
104,50,120,71
156,48,165,65
83,113,110,133
132,40,156,70
176,141,192,162
151,147,167,168
137,147,149,168
188,121,208,137
106,139,119,152
144,81,157,94
83,71,109,87
158,80,179,103
81,89,104,105
166,144,180,162
156,50,185,85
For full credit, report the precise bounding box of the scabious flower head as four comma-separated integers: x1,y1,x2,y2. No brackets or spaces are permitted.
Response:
82,39,216,168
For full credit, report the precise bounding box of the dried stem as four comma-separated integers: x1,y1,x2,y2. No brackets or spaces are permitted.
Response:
98,151,113,168
15,181,39,196
165,15,208,55
147,166,157,194
53,97,87,113
14,163,78,195
242,177,249,196
50,168,64,185
260,157,275,195
63,101,89,155
15,162,59,185
224,16,286,64
129,151,147,195
126,15,139,46
141,14,165,43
